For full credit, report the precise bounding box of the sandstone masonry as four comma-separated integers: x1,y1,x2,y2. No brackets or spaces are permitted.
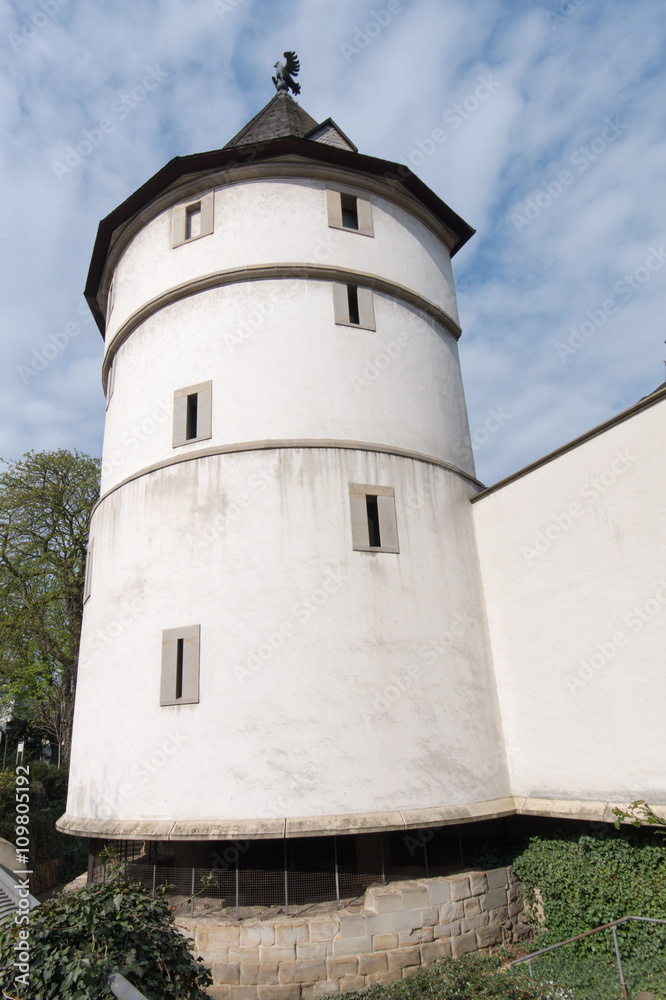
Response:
176,867,531,999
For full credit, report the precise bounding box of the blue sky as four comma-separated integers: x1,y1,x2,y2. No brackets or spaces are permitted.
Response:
1,0,665,484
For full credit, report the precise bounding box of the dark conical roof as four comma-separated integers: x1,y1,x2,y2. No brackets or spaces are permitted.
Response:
225,93,319,148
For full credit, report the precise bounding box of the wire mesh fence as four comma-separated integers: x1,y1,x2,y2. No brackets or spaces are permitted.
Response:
90,822,497,920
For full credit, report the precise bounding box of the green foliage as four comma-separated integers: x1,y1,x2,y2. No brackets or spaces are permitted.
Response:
337,954,573,999
613,800,666,831
0,858,212,999
512,826,666,999
0,449,100,756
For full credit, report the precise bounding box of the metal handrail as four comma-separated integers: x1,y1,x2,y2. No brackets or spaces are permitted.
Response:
511,915,666,998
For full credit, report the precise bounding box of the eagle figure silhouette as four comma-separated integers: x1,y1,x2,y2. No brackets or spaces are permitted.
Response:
272,51,301,96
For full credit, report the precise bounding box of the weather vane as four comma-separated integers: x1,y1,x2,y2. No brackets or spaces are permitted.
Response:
272,51,301,96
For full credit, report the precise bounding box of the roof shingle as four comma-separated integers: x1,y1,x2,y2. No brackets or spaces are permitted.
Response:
225,93,319,148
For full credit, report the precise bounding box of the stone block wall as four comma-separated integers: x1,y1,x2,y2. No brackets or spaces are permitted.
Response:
176,867,531,1000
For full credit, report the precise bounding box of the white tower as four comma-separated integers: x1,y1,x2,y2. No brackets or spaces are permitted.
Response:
59,89,512,854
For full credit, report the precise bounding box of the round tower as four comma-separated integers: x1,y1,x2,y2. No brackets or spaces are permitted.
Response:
59,90,511,857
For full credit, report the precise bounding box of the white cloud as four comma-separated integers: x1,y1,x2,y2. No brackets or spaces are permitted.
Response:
1,0,665,485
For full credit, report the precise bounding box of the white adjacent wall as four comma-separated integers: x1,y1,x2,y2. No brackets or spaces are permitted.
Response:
472,392,666,807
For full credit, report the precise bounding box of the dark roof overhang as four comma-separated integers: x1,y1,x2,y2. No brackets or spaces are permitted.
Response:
85,136,475,336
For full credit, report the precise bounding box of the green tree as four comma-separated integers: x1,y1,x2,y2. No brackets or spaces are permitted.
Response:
0,450,100,761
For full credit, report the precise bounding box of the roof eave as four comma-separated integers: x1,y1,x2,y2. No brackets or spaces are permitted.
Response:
85,137,475,337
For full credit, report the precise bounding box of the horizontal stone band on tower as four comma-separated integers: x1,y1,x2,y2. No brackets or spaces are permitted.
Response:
101,264,462,389
91,441,484,515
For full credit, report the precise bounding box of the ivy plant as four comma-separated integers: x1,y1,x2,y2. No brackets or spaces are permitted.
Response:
0,857,212,999
512,826,666,999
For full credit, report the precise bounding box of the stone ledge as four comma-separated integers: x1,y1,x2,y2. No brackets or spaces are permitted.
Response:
59,795,666,840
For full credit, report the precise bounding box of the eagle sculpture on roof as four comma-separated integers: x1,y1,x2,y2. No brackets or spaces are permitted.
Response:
272,51,301,96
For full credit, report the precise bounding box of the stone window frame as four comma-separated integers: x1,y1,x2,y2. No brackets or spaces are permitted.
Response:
105,356,116,410
326,185,374,237
172,380,212,448
332,282,376,331
106,276,115,323
160,625,200,707
349,484,399,553
171,191,215,248
83,539,94,604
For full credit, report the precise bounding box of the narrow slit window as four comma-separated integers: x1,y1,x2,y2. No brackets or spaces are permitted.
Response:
340,193,359,230
83,539,94,603
161,625,200,706
332,283,376,331
106,277,115,322
349,484,399,553
173,380,212,447
105,357,116,410
175,638,184,700
366,495,381,546
186,203,202,240
186,393,198,440
347,285,360,325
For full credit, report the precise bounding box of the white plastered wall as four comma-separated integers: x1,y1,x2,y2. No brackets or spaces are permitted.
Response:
99,282,474,495
65,162,511,837
103,176,459,350
69,449,509,826
472,395,666,806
